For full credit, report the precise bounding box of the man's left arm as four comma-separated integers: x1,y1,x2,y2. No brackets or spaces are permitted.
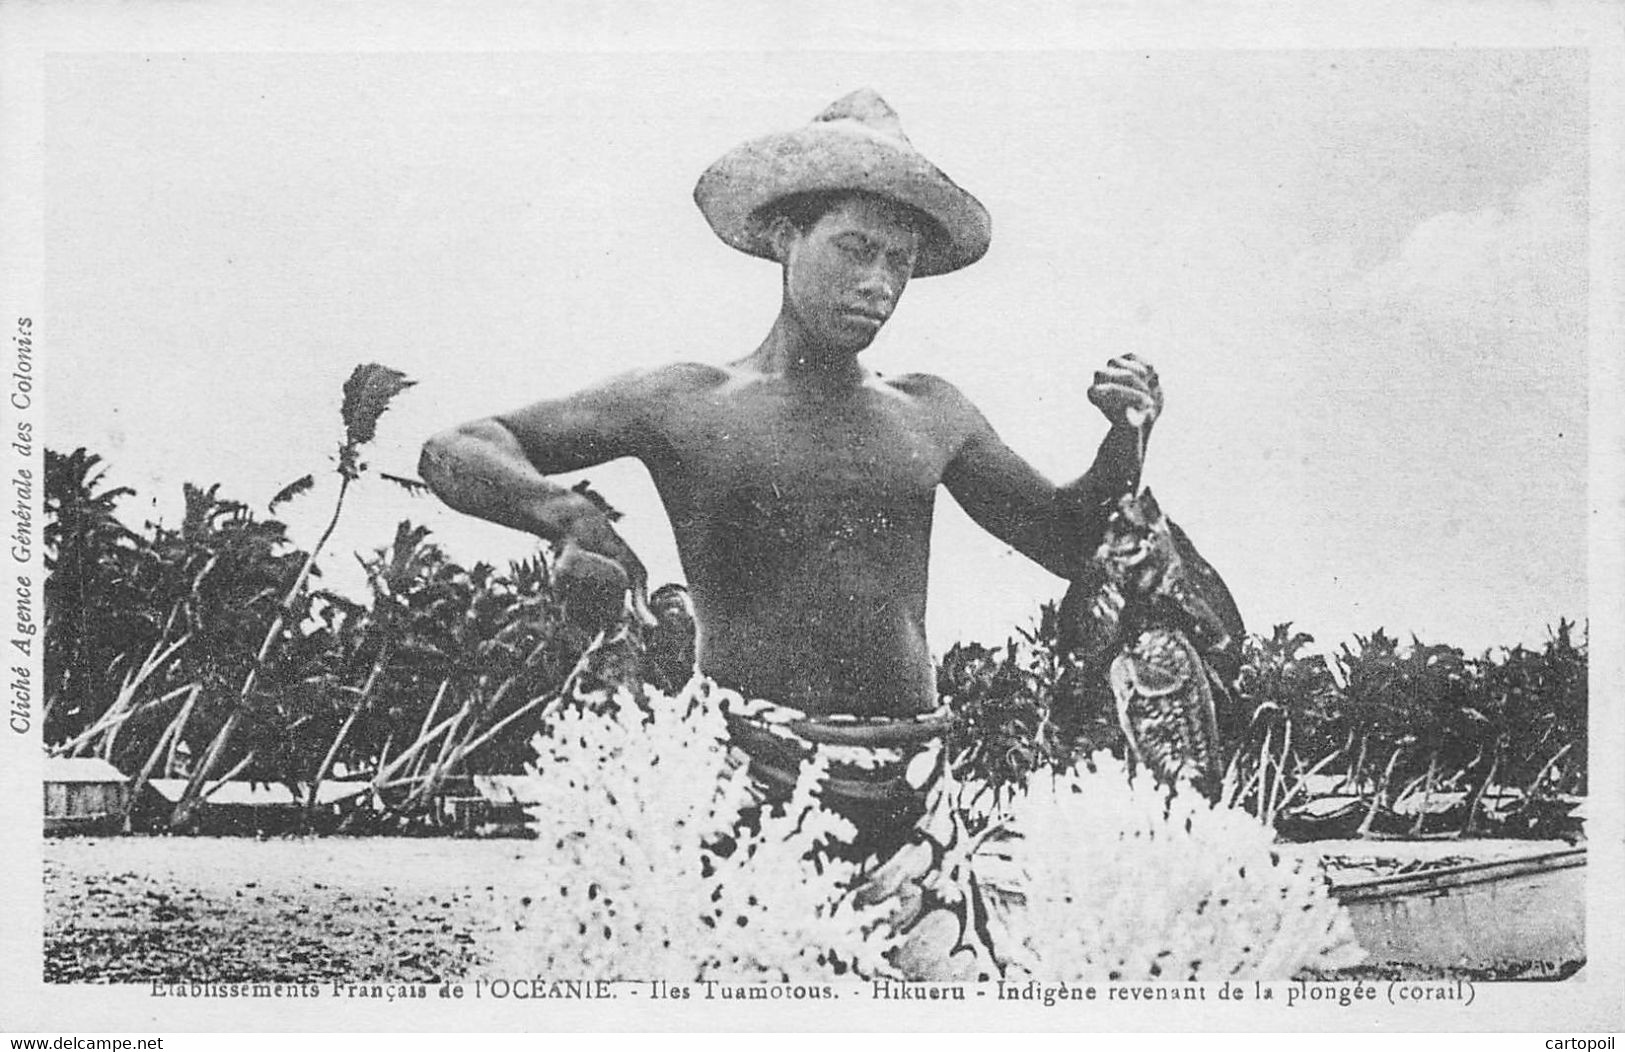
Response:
939,354,1163,579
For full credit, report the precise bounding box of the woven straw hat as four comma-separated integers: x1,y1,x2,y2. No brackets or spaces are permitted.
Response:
693,89,991,277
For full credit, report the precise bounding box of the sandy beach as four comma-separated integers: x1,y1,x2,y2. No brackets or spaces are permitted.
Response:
44,836,541,984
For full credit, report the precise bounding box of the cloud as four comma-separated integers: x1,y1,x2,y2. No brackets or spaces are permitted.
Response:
1326,174,1586,339
1376,175,1579,287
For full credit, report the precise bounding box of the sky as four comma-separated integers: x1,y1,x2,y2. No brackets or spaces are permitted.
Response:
42,47,1592,658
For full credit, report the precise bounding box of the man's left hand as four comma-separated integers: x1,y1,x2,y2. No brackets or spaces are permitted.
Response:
1088,354,1163,432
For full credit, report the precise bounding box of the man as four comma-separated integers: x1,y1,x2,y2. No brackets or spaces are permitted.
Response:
419,89,1162,856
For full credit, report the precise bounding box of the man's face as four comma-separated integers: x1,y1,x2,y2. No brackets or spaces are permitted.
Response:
779,194,922,356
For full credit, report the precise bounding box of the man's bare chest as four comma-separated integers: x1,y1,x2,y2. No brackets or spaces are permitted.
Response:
651,388,953,504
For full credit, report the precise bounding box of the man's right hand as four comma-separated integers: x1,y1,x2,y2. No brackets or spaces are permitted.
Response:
554,526,655,630
1087,353,1162,433
555,541,633,629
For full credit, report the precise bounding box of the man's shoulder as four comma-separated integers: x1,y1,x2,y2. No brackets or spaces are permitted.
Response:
883,371,980,416
615,361,735,400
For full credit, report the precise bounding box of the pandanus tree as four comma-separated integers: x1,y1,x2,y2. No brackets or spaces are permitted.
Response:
1226,623,1344,824
1331,631,1475,834
1385,638,1474,834
1513,619,1587,796
46,474,314,826
42,448,145,745
940,637,1057,795
938,599,1124,797
168,364,416,827
337,525,579,818
1333,629,1407,805
1476,621,1587,831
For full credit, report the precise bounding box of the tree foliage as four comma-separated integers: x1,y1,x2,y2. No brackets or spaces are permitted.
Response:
943,610,1586,840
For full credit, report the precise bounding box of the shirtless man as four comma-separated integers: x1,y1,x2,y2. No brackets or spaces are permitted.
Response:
419,90,1161,827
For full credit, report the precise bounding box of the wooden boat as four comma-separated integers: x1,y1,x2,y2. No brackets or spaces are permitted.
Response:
1322,844,1586,969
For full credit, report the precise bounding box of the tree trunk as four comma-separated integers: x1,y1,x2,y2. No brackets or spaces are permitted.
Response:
1348,733,1369,796
171,709,243,828
1408,752,1439,837
305,656,386,822
124,684,201,832
1358,745,1404,838
1463,744,1501,837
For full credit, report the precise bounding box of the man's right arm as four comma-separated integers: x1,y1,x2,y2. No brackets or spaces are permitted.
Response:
418,370,655,587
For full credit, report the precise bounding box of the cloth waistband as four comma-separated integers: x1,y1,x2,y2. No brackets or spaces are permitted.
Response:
684,677,954,804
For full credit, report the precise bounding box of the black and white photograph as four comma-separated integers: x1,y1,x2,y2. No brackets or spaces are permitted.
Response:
2,1,1621,1037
